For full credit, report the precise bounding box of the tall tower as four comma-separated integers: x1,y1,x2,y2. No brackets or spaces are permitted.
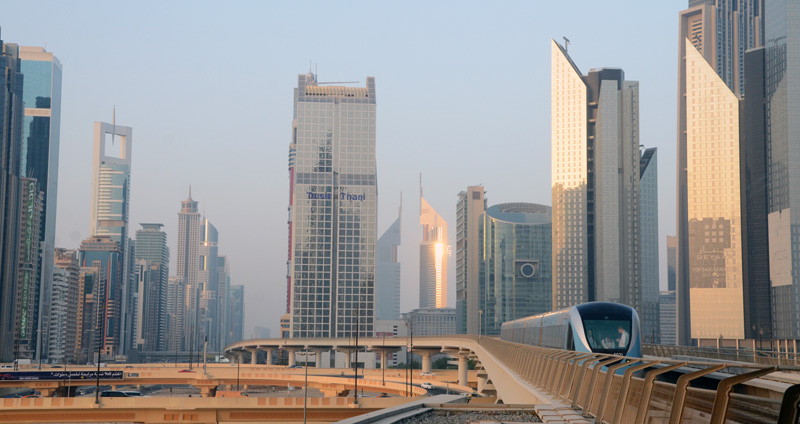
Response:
90,119,132,354
287,72,378,338
176,189,200,350
676,1,763,345
134,223,169,351
456,186,486,334
376,197,401,320
0,33,24,363
420,183,447,309
550,39,641,313
78,236,123,357
18,46,62,361
198,217,219,350
639,148,660,343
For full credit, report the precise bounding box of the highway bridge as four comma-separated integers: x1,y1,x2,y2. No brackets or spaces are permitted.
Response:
1,335,799,423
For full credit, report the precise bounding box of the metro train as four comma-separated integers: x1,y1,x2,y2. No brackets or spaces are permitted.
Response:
500,302,642,357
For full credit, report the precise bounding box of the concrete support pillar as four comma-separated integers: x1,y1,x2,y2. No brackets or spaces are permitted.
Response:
250,349,258,365
287,348,297,366
458,356,468,386
344,351,351,368
266,349,273,365
315,349,324,368
237,352,246,364
421,354,433,373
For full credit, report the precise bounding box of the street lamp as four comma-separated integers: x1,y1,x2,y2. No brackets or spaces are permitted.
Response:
303,349,308,424
478,310,483,342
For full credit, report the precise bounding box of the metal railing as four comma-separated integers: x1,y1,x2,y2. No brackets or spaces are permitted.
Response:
478,337,800,424
644,344,800,367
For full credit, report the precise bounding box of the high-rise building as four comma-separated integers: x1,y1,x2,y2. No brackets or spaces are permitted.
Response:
77,266,100,363
13,178,43,360
401,308,456,337
659,290,677,346
229,284,244,343
216,255,230,348
550,39,641,313
134,223,169,351
0,31,24,363
175,189,200,350
479,203,552,335
47,267,69,364
676,0,763,346
420,185,447,309
286,72,377,338
18,46,62,362
90,120,132,354
132,259,161,352
639,148,660,343
53,248,79,363
667,236,677,292
165,276,186,353
199,217,219,350
456,186,486,335
376,199,401,320
78,236,123,358
760,0,800,341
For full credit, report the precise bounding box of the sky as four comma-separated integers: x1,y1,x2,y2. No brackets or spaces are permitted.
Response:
2,0,685,338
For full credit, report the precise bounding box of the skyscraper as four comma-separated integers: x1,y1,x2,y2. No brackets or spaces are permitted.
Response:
0,31,24,363
667,236,677,292
456,186,486,335
550,39,641,313
90,120,132,354
13,178,43,360
134,223,169,351
420,185,447,309
229,284,244,343
287,72,377,338
375,199,401,320
216,255,230,348
639,148,660,342
479,203,552,335
51,248,78,363
761,0,800,341
199,217,219,350
18,46,62,361
78,236,123,358
676,0,763,346
176,189,200,350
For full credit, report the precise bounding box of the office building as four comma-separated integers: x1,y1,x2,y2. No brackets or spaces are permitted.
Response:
640,148,660,343
90,120,132,354
676,0,764,345
479,203,552,335
132,259,160,352
175,189,200,350
286,72,377,338
0,32,24,363
165,276,186,353
78,236,123,358
550,39,642,313
217,255,230,347
13,178,43,360
134,223,169,351
77,266,100,363
19,46,62,362
52,248,79,363
401,308,456,337
759,0,800,341
456,186,486,335
420,185,447,309
229,284,244,343
376,199,401,320
659,291,677,346
199,217,219,350
667,236,677,292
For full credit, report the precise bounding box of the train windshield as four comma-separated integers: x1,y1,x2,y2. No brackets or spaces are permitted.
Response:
583,319,631,351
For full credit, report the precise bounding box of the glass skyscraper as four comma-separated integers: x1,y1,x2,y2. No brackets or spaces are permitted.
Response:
134,223,169,351
479,203,552,335
287,72,377,338
375,199,401,320
640,148,660,343
551,39,642,313
456,186,486,335
420,187,447,309
176,190,200,351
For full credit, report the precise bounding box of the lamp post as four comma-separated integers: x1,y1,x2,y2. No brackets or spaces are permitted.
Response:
478,309,483,342
303,349,308,424
381,334,386,386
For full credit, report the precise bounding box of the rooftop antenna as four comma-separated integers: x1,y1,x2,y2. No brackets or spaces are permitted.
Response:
563,37,571,53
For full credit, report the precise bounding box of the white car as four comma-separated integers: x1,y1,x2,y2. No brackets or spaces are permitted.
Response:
421,382,434,390
420,371,435,376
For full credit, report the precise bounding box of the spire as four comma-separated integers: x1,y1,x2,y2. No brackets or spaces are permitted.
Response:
187,185,193,201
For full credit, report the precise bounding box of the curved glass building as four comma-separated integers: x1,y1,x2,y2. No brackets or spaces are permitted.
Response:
479,203,552,335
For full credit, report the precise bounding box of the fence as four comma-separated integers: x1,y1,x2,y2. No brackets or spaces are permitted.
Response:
478,337,800,424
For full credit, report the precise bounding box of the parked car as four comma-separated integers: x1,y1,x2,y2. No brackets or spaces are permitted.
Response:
178,369,195,373
420,371,435,376
421,382,434,390
122,391,142,397
376,393,390,398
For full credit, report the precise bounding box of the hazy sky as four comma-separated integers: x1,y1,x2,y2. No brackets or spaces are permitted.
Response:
3,0,685,338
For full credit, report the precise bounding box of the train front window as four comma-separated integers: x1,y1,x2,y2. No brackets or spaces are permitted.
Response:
583,320,631,350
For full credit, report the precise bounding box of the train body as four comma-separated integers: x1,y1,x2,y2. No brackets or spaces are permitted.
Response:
500,302,641,357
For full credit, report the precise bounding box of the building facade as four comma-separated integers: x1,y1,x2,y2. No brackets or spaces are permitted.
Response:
659,290,677,346
53,248,79,363
13,178,43,360
551,39,642,313
287,72,377,338
401,308,456,337
175,190,200,350
134,223,169,351
420,190,447,310
639,148,660,343
479,203,552,335
229,284,244,343
199,217,219,350
456,186,486,335
78,236,123,358
375,200,401,320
